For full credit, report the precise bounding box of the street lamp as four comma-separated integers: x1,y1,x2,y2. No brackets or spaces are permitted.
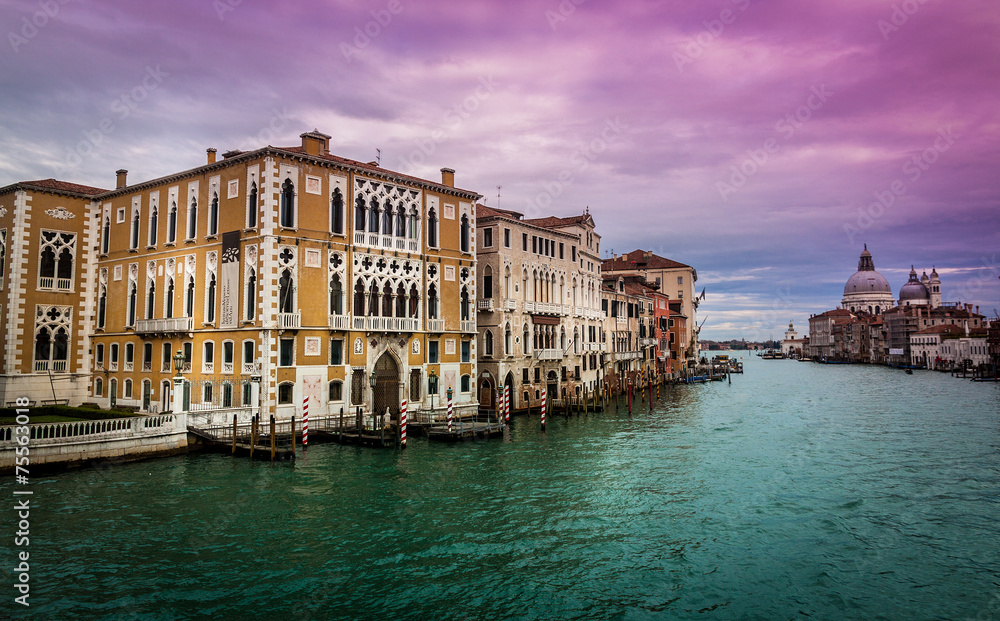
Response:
428,369,438,411
173,349,185,376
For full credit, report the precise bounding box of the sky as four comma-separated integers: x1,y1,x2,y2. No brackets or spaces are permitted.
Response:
1,0,998,340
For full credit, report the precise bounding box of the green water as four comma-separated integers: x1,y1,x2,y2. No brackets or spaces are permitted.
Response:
4,355,999,620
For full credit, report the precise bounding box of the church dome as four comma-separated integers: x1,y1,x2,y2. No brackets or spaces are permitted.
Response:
899,267,930,302
843,246,891,295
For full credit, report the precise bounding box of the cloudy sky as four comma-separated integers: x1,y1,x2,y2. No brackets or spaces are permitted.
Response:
2,0,998,340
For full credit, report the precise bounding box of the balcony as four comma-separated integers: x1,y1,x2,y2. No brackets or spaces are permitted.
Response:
329,314,350,330
278,312,301,330
584,342,607,352
534,349,563,361
461,320,476,333
478,299,494,313
640,338,657,348
503,298,517,311
354,231,419,253
614,351,642,361
427,319,445,332
525,302,567,316
136,317,194,335
222,362,234,374
357,316,421,332
34,360,68,372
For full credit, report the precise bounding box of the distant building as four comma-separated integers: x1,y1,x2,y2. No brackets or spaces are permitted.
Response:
780,321,808,358
842,245,894,316
808,309,853,360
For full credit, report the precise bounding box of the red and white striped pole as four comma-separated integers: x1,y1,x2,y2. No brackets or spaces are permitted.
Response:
541,389,547,430
503,384,510,424
447,392,453,433
400,399,407,447
302,396,309,447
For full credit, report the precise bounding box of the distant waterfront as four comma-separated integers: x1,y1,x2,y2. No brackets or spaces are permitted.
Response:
6,355,999,620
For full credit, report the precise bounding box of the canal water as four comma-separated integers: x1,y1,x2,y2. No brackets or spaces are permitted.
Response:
5,355,1000,620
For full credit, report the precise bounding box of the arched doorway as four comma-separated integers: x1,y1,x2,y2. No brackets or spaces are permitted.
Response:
372,353,401,425
479,373,495,413
504,372,514,413
546,370,558,408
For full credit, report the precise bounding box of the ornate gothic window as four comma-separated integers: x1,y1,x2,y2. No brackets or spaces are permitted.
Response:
460,214,470,253
330,274,343,315
280,178,295,228
278,269,294,313
355,197,366,232
167,202,177,243
331,188,344,235
209,192,219,236
427,208,438,247
245,268,256,321
38,231,76,291
33,306,71,372
101,217,110,254
247,181,258,229
186,197,197,240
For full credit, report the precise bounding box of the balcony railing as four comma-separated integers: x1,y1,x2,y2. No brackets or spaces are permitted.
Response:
354,231,419,253
329,314,350,330
427,319,445,332
222,362,234,374
460,320,476,333
124,362,133,372
135,317,194,334
278,312,301,330
142,362,152,372
362,316,420,332
584,342,607,352
640,338,657,348
477,299,494,312
57,278,72,290
614,351,642,361
504,298,517,311
34,360,68,372
524,302,566,316
534,349,563,361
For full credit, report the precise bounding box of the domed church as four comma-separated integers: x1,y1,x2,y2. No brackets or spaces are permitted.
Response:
898,266,942,308
842,245,895,315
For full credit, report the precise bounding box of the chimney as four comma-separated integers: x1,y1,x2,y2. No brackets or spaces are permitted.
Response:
207,148,217,164
440,167,455,187
300,130,331,156
116,169,127,189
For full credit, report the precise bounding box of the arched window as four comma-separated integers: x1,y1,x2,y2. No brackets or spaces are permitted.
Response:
148,206,157,246
278,269,294,313
395,204,406,237
204,341,214,373
330,275,343,315
353,281,366,316
280,178,295,228
504,267,511,298
460,286,470,321
460,374,470,393
460,214,470,252
382,200,393,236
427,207,438,247
560,327,566,351
186,197,197,239
248,181,258,228
408,284,419,318
95,377,103,397
97,285,107,329
109,378,117,401
483,265,493,299
408,207,418,240
165,278,175,318
505,324,512,355
523,324,530,354
130,210,140,249
331,188,344,235
368,281,379,316
382,282,393,317
395,283,406,317
209,192,219,236
368,198,380,234
328,380,343,401
127,282,138,326
206,274,217,323
278,382,294,405
427,284,438,319
485,330,494,356
146,280,155,320
34,328,50,366
246,268,256,321
101,216,110,254
355,197,366,232
167,202,177,243
185,276,195,318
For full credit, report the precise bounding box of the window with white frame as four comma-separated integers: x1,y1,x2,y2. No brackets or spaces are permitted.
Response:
186,197,197,240
37,231,76,291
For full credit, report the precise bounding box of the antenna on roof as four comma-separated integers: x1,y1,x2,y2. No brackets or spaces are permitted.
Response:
497,185,502,209
376,148,381,166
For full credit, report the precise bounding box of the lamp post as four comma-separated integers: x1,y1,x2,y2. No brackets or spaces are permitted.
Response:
171,349,185,414
428,369,438,413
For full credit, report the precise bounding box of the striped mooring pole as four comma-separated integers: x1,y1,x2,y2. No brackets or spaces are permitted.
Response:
447,393,453,433
302,396,309,447
503,384,510,424
541,389,547,431
400,399,407,447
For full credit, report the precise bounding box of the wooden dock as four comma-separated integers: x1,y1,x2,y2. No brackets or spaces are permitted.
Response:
427,421,505,442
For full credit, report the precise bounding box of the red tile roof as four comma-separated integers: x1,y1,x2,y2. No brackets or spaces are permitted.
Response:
2,178,108,197
523,213,595,229
913,324,965,336
476,203,524,220
602,249,692,271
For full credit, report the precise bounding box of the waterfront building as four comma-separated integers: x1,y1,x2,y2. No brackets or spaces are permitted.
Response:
3,131,482,422
883,304,985,366
842,245,895,316
0,179,107,406
780,321,808,358
807,308,853,360
602,250,699,361
474,205,604,413
601,275,653,387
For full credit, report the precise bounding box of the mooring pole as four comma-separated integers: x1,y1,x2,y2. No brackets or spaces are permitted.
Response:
232,414,237,454
270,415,276,461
